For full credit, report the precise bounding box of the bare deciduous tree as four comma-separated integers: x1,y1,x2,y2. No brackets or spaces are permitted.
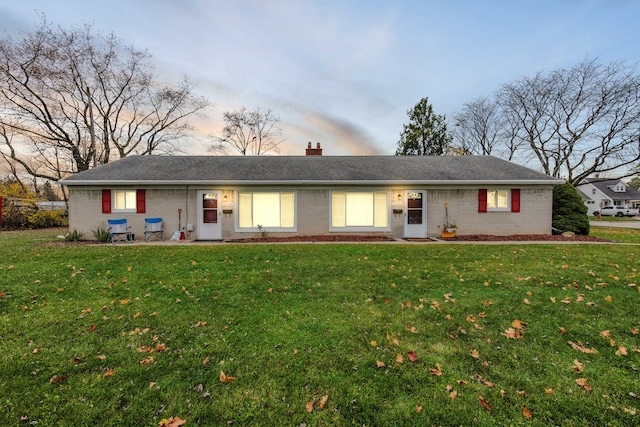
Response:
452,97,503,156
0,18,210,186
496,59,640,184
208,107,284,156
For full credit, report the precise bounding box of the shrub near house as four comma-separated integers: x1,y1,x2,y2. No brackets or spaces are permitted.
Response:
552,183,589,235
1,198,64,231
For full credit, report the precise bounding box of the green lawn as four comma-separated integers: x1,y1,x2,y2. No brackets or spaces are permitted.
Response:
590,225,640,244
0,229,638,426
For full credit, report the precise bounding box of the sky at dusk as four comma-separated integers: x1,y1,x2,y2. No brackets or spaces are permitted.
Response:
2,0,639,156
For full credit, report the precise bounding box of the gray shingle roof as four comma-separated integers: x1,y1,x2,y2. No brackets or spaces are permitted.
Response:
584,178,640,201
61,155,562,186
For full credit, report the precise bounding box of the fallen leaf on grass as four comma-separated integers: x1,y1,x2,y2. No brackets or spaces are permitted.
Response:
306,401,314,413
599,330,611,338
575,378,592,391
408,351,418,362
449,390,458,399
478,396,493,411
158,417,186,427
572,359,585,373
604,295,613,302
219,370,235,384
522,406,533,419
545,388,555,394
396,353,404,364
88,324,96,332
376,360,386,368
616,345,628,356
471,349,480,359
202,357,210,365
511,319,525,329
475,374,495,388
102,369,116,378
430,363,443,376
49,374,68,384
140,356,154,365
568,341,598,354
319,395,328,409
416,405,423,413
502,328,523,339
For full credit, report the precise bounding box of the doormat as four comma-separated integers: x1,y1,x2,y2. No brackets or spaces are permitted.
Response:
402,237,439,242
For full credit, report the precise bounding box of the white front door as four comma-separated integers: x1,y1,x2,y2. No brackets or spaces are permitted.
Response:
197,190,222,240
404,190,427,238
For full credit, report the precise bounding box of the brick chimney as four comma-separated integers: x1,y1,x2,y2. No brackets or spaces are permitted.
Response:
305,142,323,156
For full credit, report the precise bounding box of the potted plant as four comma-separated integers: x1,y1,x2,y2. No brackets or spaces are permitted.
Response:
441,202,457,238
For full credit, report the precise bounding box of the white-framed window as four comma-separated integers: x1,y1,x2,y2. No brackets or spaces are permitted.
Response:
487,190,509,210
331,191,389,230
237,191,295,230
113,190,137,212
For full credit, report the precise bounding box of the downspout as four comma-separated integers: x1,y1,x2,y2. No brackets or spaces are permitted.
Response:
185,185,189,239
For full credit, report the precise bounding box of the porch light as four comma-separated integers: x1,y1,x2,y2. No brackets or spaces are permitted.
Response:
392,192,403,213
222,193,234,214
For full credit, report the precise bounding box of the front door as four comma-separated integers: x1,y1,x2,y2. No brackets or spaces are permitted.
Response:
404,190,427,238
197,190,222,240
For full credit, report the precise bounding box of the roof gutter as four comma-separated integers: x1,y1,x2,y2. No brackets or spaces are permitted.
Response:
61,179,565,186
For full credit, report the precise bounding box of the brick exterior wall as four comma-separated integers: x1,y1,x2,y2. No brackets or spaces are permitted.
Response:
68,185,553,240
426,187,553,236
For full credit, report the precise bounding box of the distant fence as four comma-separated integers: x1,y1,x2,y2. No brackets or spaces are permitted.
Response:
35,201,67,211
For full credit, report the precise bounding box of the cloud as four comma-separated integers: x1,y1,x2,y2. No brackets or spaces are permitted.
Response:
295,110,385,155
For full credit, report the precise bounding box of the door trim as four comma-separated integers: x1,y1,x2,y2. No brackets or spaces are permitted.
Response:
403,190,427,238
196,190,222,240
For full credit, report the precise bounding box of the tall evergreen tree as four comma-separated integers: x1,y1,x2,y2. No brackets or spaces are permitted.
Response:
395,97,452,156
552,182,589,235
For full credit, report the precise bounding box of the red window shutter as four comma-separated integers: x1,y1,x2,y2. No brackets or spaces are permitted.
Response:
478,189,487,213
102,190,112,214
136,189,146,214
511,189,521,213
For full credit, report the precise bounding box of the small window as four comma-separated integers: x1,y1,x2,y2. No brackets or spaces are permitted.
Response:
487,190,509,210
114,190,136,211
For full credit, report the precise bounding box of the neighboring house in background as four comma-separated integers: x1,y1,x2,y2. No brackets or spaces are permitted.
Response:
576,178,640,216
60,145,563,240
